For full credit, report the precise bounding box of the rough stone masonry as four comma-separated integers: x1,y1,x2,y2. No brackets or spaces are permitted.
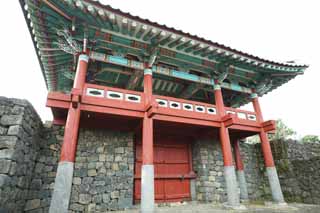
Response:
1,96,320,212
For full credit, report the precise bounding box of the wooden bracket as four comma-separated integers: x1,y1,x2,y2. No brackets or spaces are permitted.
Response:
71,88,82,108
146,100,158,118
221,113,236,128
53,118,66,126
262,120,276,133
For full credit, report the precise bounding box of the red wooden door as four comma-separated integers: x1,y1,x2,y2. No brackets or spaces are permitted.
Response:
134,136,194,203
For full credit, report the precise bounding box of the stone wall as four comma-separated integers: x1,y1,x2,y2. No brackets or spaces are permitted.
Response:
271,140,320,204
192,139,269,203
26,124,63,212
0,97,43,212
192,139,226,203
241,143,271,200
68,128,134,212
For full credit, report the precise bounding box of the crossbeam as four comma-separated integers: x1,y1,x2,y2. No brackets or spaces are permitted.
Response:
89,51,253,94
47,83,264,132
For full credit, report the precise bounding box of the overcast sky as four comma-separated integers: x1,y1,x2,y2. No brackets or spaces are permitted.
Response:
1,1,319,137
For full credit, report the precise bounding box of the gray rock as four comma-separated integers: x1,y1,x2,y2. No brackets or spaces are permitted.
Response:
0,159,11,173
79,194,91,204
0,174,9,187
0,126,7,135
69,203,84,211
24,199,41,211
7,125,22,137
0,115,23,126
0,136,18,149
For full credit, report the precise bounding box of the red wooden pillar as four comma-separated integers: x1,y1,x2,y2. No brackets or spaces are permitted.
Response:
141,67,154,213
233,140,249,200
251,93,285,203
214,84,240,207
49,54,89,213
233,140,244,171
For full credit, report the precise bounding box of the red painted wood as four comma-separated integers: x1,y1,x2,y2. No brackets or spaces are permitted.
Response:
73,56,88,90
60,54,88,163
84,83,145,100
214,88,234,167
224,107,257,117
262,120,276,132
219,124,234,166
46,99,70,109
153,94,216,108
60,104,81,162
81,96,145,112
142,114,153,164
251,96,275,167
233,140,244,171
144,73,153,105
142,69,154,165
152,114,221,128
252,97,263,122
135,137,192,203
229,124,261,132
47,92,71,101
53,118,66,126
150,103,220,123
259,130,275,167
80,104,144,118
214,88,225,116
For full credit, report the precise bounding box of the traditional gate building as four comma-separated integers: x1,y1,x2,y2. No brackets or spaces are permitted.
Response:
19,0,307,212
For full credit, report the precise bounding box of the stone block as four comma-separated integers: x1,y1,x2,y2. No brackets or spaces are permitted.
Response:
118,197,132,209
96,147,104,153
112,163,119,171
79,194,91,204
115,147,124,154
30,179,42,190
82,177,93,184
12,106,24,115
99,154,106,162
93,194,102,203
0,159,11,173
0,149,15,159
73,177,81,185
0,136,18,149
88,203,96,212
70,203,84,211
0,126,7,135
7,125,22,137
24,199,41,211
111,191,120,199
0,115,23,126
102,193,110,203
88,169,97,177
0,174,9,187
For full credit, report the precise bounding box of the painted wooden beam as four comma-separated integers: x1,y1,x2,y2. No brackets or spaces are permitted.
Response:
180,83,204,99
126,70,143,90
135,24,148,39
89,51,253,94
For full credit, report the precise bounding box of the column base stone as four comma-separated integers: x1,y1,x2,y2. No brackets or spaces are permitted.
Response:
266,166,285,203
141,164,155,213
237,170,249,200
224,166,240,207
49,161,74,213
223,203,247,210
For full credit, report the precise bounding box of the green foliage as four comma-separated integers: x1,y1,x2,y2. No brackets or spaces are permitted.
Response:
301,135,320,143
246,119,296,143
269,119,296,141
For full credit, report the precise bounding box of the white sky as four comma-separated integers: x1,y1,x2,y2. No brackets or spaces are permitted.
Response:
0,1,319,137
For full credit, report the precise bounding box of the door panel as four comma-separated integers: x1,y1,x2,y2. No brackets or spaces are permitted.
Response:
134,136,193,203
